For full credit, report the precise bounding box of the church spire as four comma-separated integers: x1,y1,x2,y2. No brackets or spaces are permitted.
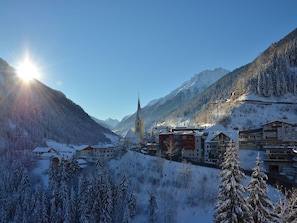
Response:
136,96,143,120
135,95,144,145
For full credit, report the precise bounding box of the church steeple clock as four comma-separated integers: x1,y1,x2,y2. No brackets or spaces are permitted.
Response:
135,96,144,145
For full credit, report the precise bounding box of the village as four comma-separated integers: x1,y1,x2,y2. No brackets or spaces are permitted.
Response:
32,98,297,183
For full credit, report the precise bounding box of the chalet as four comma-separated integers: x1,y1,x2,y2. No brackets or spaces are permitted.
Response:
75,144,115,162
32,147,57,160
238,128,262,150
262,121,297,177
262,120,297,142
204,131,238,165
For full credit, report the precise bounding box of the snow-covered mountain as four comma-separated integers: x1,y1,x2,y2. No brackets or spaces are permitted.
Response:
183,27,297,130
0,58,118,151
114,68,229,135
148,68,230,107
116,28,297,133
92,116,120,130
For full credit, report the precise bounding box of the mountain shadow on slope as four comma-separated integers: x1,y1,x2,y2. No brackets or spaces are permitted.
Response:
0,58,117,151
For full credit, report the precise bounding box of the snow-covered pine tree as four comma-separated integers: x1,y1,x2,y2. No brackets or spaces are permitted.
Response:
148,190,158,223
257,72,266,96
214,141,253,223
69,187,79,223
99,177,113,223
114,174,129,222
48,159,59,191
59,158,70,182
67,157,81,177
62,188,72,223
265,73,273,97
39,188,50,223
246,154,280,223
95,154,105,169
77,176,89,222
122,205,131,223
275,187,297,222
128,189,137,219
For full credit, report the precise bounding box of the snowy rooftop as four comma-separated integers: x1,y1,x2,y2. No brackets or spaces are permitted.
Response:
124,128,136,138
92,144,115,149
32,147,54,153
73,145,90,151
205,131,238,143
46,140,75,153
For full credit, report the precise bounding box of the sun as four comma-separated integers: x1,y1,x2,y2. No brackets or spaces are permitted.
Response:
16,59,40,82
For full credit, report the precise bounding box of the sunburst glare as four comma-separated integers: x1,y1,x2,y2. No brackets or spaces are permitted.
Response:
16,58,40,82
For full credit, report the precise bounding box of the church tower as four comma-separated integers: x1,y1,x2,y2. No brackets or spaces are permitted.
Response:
135,96,144,145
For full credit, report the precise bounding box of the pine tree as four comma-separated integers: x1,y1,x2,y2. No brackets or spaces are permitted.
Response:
70,187,79,223
77,176,89,221
59,158,70,182
57,179,71,222
275,187,297,222
148,190,158,223
214,141,253,223
246,154,280,223
122,205,131,223
49,159,59,191
114,174,129,222
128,189,137,219
99,173,113,223
39,188,50,223
95,155,105,169
257,73,266,96
68,157,81,177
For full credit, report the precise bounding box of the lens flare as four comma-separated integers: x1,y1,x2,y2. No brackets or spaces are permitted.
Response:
16,59,40,82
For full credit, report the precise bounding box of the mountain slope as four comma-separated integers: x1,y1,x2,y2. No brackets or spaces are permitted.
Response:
114,68,229,135
0,58,117,151
169,28,297,129
92,116,119,129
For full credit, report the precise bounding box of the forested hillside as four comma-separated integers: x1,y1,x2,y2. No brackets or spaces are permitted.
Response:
0,58,117,152
168,28,297,128
116,28,297,134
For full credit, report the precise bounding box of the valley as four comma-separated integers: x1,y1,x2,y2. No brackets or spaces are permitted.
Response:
0,24,297,223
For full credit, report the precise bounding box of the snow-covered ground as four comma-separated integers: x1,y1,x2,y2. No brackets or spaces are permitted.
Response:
32,140,280,222
108,150,279,222
205,93,297,131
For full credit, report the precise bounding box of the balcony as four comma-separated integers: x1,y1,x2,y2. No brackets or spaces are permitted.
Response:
264,156,293,162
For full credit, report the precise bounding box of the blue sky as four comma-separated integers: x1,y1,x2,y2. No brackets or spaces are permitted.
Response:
1,1,297,121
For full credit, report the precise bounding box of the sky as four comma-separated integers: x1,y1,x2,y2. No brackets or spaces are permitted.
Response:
1,1,297,121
